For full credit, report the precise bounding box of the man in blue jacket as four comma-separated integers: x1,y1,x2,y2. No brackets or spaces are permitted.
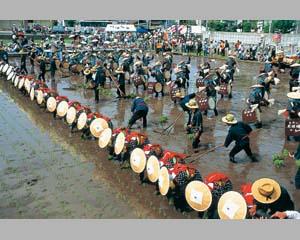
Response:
128,97,149,129
222,114,258,163
179,92,196,126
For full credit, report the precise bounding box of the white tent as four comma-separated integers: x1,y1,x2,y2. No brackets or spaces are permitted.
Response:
105,24,136,32
191,25,206,34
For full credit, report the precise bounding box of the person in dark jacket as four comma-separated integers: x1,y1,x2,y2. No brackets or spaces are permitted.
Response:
222,114,258,163
289,64,300,92
38,56,46,82
128,97,149,129
49,56,57,81
151,62,165,97
225,55,237,81
204,78,219,116
263,58,273,74
0,46,9,64
20,49,28,74
248,84,270,128
286,92,300,119
93,61,106,103
115,66,126,98
289,143,300,189
179,93,196,126
250,178,294,217
185,99,203,150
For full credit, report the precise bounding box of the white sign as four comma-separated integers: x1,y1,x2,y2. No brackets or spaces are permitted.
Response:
105,24,136,32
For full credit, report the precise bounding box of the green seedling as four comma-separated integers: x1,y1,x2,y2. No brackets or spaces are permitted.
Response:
159,115,169,125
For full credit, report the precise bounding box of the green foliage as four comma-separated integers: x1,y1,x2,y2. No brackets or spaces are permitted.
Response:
242,20,258,32
159,115,169,125
296,160,300,168
187,133,194,140
264,20,296,33
272,149,289,168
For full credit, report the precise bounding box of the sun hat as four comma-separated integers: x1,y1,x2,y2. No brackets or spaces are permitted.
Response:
185,99,199,109
98,128,112,149
217,191,247,220
146,155,160,183
222,113,238,124
130,148,147,173
185,181,213,212
89,118,109,138
114,132,126,155
251,178,281,204
287,92,300,99
158,166,170,196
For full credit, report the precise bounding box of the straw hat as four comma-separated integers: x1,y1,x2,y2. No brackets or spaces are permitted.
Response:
13,76,19,87
222,113,238,125
251,178,281,204
155,61,161,66
77,112,88,130
175,92,184,98
98,128,112,149
36,90,44,105
6,66,13,76
30,88,35,101
114,132,126,155
18,77,25,89
185,181,213,212
290,63,300,68
146,155,160,183
47,97,57,112
287,92,300,99
56,101,69,117
158,166,170,196
2,64,9,73
217,191,247,220
185,99,199,109
66,106,77,124
130,148,147,173
89,118,109,138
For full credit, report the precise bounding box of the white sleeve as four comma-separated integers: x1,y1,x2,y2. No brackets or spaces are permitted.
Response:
285,211,300,219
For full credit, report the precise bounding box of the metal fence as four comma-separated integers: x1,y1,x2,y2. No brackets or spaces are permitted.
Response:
202,31,300,47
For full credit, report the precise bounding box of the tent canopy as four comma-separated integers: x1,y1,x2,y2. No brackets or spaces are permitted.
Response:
191,25,206,34
136,26,150,33
105,24,136,32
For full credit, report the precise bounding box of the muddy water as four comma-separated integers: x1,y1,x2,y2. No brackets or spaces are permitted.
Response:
1,54,300,218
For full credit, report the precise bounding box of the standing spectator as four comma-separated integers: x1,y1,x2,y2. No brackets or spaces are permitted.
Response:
38,56,46,82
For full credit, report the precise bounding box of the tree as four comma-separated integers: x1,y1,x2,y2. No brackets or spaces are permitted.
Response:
263,20,296,33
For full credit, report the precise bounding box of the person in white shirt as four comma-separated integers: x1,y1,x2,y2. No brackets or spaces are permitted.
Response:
271,211,300,219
